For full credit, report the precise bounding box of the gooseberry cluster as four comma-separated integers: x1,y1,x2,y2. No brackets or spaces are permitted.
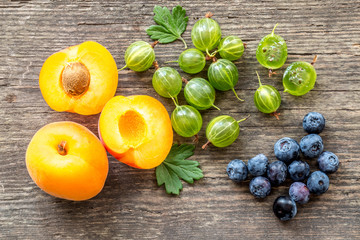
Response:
226,112,340,221
119,11,248,149
253,24,318,119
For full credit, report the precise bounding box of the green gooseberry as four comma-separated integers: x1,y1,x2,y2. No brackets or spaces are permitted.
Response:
207,58,243,101
256,24,287,75
202,115,248,148
171,104,202,138
283,56,317,96
184,78,220,110
218,36,244,61
152,67,182,100
191,12,222,56
177,48,206,74
254,72,281,119
119,41,155,72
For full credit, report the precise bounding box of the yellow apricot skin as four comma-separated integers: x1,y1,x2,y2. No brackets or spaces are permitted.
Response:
99,95,173,169
26,121,109,201
39,41,118,115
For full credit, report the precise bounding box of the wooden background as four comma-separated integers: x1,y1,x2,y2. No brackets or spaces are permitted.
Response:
1,0,360,239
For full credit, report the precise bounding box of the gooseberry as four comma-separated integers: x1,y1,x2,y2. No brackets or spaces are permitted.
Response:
119,41,156,72
254,71,281,119
256,24,287,76
283,56,317,96
184,78,220,110
174,48,206,74
171,102,202,138
152,66,182,100
217,36,245,61
208,58,243,101
202,115,248,148
191,12,222,56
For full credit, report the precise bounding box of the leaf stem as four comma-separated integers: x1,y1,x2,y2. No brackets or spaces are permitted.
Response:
232,88,244,101
237,115,250,123
178,37,187,49
118,64,127,71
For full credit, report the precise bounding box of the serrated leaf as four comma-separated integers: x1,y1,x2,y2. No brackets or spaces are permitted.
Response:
146,25,178,43
155,144,203,195
156,163,183,195
146,5,188,48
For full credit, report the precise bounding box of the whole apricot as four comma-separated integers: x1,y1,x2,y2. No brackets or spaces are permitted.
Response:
39,41,118,115
99,95,173,169
26,122,109,201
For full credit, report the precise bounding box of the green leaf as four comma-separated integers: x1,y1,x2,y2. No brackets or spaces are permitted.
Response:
155,144,204,195
146,5,188,48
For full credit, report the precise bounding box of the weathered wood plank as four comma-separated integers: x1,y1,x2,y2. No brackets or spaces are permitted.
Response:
1,0,360,239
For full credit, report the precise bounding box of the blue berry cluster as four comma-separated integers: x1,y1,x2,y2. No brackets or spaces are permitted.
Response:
226,112,340,221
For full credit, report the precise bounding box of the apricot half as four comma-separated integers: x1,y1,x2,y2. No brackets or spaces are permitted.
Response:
26,122,109,201
39,41,118,115
99,95,173,169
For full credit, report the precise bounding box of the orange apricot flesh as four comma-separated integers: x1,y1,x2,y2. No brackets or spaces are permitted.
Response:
26,122,109,201
99,95,173,169
39,41,118,115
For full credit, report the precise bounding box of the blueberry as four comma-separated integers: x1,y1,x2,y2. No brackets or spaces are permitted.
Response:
303,112,325,134
307,171,329,195
247,154,269,176
289,182,310,204
288,160,310,182
267,161,288,186
300,134,324,158
317,151,339,174
249,176,271,198
274,137,300,164
226,159,248,182
273,196,297,221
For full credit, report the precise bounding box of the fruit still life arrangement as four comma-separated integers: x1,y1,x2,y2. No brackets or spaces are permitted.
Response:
25,5,339,221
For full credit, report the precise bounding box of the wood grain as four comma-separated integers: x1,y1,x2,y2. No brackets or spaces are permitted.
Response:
1,0,360,239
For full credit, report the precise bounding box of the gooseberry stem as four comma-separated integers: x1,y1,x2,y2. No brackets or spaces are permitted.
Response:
165,60,179,64
311,55,318,65
193,134,199,143
209,50,218,57
232,88,244,101
206,49,212,58
182,77,189,84
243,42,248,49
272,23,279,36
118,64,127,71
205,12,214,18
237,115,250,123
212,104,221,111
256,71,262,86
153,60,160,70
269,69,277,77
202,140,211,149
151,41,159,48
170,96,179,107
178,37,188,49
271,111,281,120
